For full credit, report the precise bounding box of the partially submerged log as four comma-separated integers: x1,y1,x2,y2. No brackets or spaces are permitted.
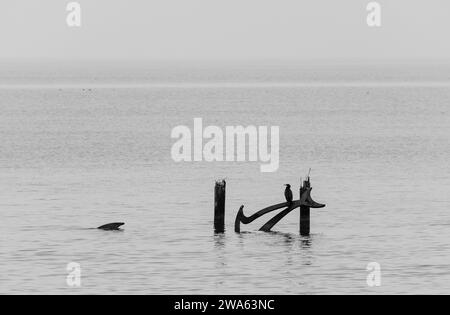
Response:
97,222,125,231
235,181,325,234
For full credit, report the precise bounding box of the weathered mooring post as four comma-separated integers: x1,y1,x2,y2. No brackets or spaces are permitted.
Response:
300,178,311,236
214,180,226,233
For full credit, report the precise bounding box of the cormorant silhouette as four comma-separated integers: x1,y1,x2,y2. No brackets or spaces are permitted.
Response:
284,184,293,204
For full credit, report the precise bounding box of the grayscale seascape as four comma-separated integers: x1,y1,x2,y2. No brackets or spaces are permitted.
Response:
1,63,449,295
2,0,450,296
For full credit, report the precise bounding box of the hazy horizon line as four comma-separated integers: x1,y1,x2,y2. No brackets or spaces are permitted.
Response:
2,81,450,90
2,58,450,66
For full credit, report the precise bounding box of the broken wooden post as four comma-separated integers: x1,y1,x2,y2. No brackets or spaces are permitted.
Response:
300,178,311,236
214,180,226,233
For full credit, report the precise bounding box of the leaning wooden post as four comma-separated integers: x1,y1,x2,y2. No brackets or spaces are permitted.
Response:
300,178,311,236
214,180,226,233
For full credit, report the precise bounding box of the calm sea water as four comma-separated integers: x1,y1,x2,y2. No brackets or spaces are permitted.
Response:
1,64,450,294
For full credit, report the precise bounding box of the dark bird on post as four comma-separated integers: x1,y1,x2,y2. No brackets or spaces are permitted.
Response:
284,184,293,204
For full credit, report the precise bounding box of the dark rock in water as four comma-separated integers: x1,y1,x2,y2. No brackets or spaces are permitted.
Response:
97,222,125,231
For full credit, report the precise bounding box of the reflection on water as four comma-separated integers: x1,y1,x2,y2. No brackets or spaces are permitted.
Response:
211,230,318,294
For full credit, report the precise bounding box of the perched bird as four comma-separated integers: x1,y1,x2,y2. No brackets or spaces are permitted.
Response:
284,184,293,204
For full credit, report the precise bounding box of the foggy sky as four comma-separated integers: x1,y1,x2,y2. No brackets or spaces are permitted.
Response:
1,0,449,62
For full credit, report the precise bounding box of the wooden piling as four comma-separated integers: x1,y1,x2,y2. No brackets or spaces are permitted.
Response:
300,178,311,236
214,180,226,233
